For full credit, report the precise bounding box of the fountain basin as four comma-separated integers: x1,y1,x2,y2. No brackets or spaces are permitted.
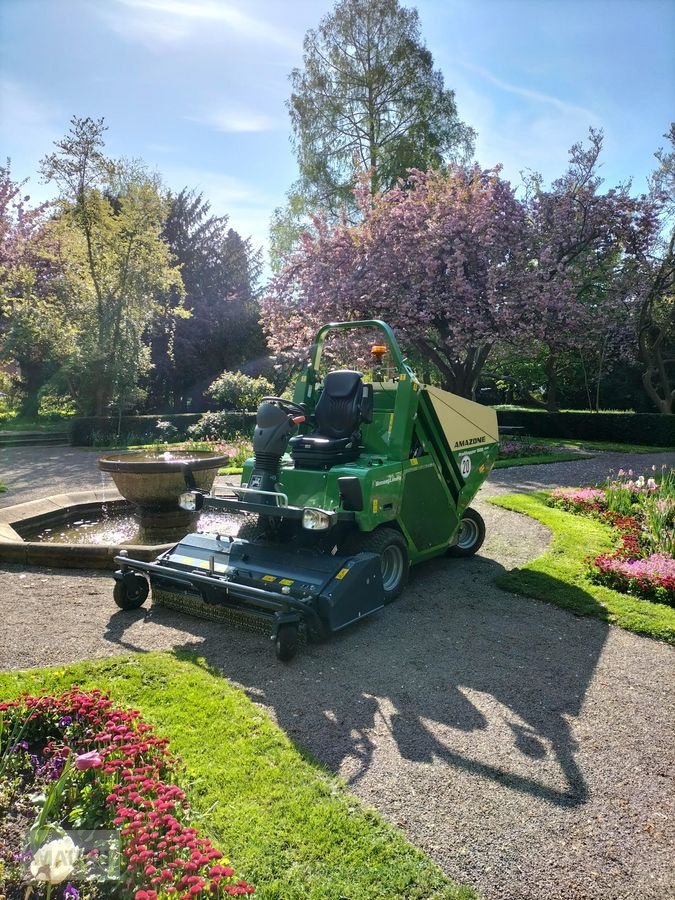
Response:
97,450,229,508
0,490,173,568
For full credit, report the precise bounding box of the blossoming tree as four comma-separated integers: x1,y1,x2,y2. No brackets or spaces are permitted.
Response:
263,165,534,398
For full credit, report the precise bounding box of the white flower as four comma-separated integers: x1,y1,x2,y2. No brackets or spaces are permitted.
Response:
30,835,79,884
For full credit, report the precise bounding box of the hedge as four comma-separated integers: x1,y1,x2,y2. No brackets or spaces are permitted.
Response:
496,409,675,447
69,412,256,446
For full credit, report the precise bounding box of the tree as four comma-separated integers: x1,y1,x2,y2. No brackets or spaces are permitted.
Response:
522,129,647,411
0,162,77,417
147,189,264,411
288,0,475,216
632,124,675,414
40,117,184,416
264,165,532,398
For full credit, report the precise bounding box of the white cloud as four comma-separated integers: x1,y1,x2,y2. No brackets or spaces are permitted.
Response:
463,61,600,124
444,63,603,191
103,0,297,50
190,106,277,133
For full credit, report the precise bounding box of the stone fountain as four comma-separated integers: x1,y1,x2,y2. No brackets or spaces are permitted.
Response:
97,449,228,543
0,448,229,569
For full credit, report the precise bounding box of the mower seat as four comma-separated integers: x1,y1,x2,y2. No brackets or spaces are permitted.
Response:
290,369,370,470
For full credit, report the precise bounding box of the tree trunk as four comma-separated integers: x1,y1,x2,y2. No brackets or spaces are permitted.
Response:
544,353,560,412
18,364,46,419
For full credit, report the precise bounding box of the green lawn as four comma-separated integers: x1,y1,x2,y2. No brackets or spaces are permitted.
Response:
0,653,474,900
489,492,675,644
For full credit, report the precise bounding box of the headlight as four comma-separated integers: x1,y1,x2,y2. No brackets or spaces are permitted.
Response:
178,491,203,511
302,507,336,530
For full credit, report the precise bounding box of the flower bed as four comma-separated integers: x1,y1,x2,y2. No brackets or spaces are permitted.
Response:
0,689,254,899
498,437,552,460
549,467,675,606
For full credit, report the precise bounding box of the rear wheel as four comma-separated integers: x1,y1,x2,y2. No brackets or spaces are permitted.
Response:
448,507,485,557
113,575,149,610
346,527,409,603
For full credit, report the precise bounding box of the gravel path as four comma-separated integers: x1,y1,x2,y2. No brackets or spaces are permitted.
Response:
1,446,674,900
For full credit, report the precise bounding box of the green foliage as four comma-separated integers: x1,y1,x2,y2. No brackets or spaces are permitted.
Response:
288,0,474,216
148,188,264,412
37,390,77,417
187,410,257,442
70,412,205,446
496,409,675,447
39,117,185,417
489,492,675,643
0,654,474,900
207,370,274,411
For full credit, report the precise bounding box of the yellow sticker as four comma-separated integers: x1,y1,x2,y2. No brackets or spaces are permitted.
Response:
388,413,394,432
335,568,350,580
410,457,419,466
279,578,294,586
262,575,276,582
372,497,379,513
399,373,406,381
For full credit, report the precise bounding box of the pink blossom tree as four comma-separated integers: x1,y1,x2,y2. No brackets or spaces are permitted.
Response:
522,129,651,411
263,165,534,397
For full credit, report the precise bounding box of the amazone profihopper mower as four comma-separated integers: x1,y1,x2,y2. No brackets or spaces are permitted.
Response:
112,320,499,660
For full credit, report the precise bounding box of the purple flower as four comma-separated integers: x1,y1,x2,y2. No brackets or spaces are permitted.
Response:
74,750,103,770
63,884,80,900
57,716,73,728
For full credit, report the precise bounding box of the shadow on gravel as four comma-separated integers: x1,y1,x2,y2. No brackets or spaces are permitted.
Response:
103,553,609,810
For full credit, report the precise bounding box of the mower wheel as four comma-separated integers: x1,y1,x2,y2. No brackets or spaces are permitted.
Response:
347,527,409,603
237,518,265,541
113,575,149,610
448,507,486,557
275,624,299,662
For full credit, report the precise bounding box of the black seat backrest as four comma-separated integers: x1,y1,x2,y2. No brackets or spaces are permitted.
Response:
314,370,364,439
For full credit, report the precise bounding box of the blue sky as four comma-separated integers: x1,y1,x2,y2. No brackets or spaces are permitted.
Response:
1,0,673,262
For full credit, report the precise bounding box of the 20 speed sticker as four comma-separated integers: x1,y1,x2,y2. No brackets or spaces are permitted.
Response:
460,455,472,478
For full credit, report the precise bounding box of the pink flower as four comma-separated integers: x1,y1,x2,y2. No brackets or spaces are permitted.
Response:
74,750,103,770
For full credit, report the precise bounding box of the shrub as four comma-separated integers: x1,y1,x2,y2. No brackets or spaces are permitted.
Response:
70,415,204,447
496,409,675,447
154,419,178,442
187,412,256,442
207,372,274,412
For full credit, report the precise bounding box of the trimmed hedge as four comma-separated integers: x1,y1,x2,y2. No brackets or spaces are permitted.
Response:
497,409,675,447
70,412,256,446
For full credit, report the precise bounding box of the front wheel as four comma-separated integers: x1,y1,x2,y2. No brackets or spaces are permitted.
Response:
448,507,486,557
113,575,149,610
275,624,300,662
345,527,409,603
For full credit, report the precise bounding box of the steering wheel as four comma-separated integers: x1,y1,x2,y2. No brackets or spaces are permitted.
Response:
260,397,306,417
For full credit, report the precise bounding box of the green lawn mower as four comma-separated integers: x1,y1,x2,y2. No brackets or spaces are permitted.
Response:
112,320,499,660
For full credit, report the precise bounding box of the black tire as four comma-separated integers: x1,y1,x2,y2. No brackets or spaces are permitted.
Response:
113,575,149,610
275,624,299,662
448,507,486,557
346,527,409,603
